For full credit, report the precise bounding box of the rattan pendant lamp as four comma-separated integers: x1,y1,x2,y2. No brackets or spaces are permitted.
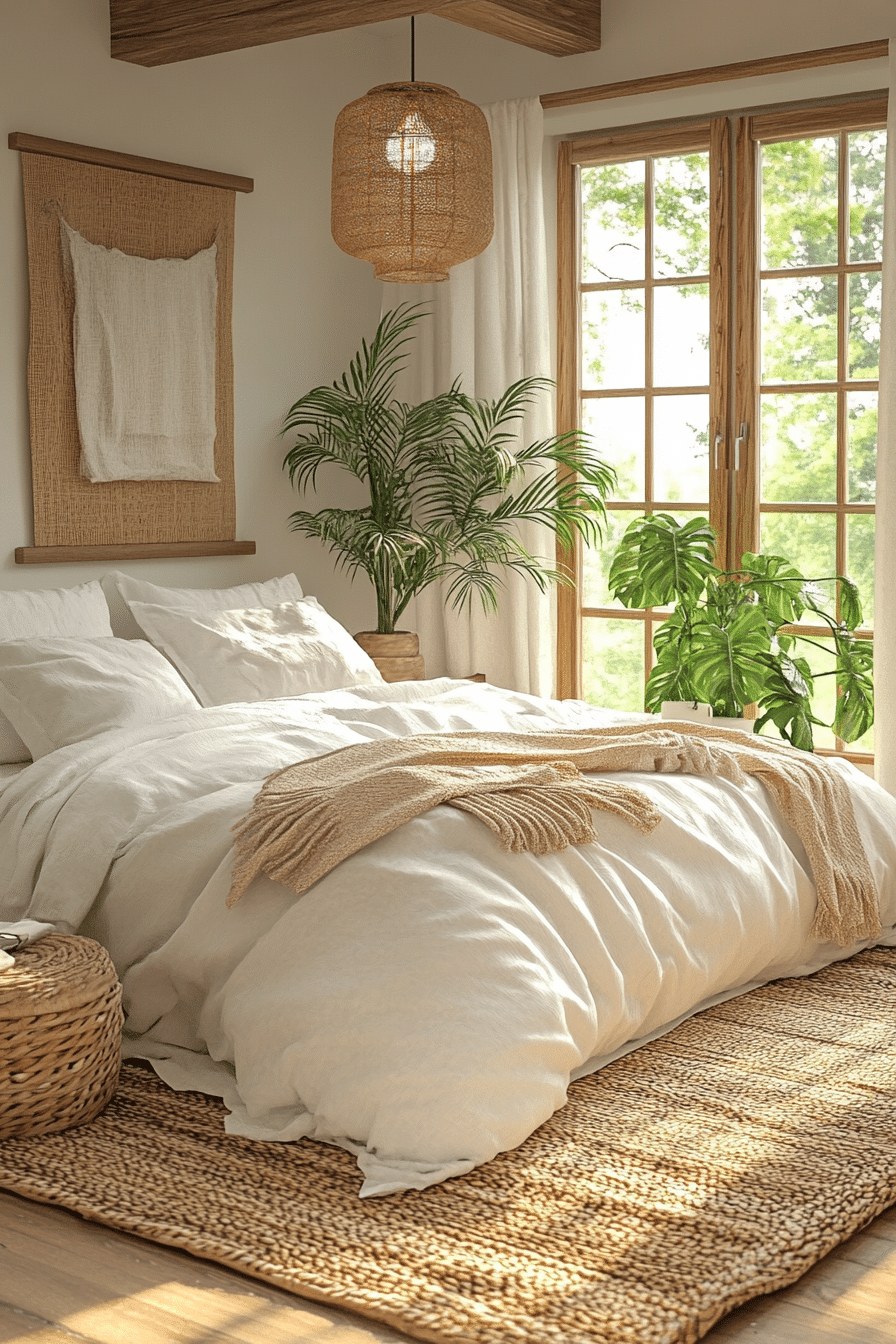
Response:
331,17,494,283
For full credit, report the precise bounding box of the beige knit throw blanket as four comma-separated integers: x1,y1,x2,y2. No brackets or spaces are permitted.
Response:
228,722,879,948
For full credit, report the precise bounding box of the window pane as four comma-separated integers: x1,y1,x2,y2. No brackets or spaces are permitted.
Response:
581,161,645,283
761,275,838,382
653,284,710,386
582,509,642,607
849,271,881,379
760,512,837,622
760,392,837,503
582,617,646,712
582,398,644,501
847,390,877,503
847,513,875,626
582,289,645,389
653,153,710,278
849,130,886,264
653,395,710,503
760,137,838,269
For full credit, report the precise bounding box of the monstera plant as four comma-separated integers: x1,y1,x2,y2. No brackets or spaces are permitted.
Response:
608,512,873,751
282,304,615,637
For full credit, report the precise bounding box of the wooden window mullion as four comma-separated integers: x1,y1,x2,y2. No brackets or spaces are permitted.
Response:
733,117,760,569
709,116,732,566
556,139,580,700
644,158,655,511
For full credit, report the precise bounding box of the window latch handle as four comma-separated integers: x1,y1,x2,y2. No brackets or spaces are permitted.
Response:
714,433,724,469
734,423,748,471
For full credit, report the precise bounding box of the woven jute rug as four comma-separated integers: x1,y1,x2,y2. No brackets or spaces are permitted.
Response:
2,948,896,1344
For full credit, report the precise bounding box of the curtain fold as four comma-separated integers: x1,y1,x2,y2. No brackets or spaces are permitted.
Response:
873,40,896,793
382,96,555,696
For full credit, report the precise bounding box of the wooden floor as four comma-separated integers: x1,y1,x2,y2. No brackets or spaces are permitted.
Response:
1,1189,895,1344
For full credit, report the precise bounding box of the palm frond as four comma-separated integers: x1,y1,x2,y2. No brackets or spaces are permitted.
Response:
340,303,430,405
282,315,616,632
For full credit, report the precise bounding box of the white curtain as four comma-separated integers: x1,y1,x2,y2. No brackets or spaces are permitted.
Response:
874,39,896,793
382,96,555,695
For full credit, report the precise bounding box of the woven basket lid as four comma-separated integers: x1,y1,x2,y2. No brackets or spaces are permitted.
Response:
0,934,120,1019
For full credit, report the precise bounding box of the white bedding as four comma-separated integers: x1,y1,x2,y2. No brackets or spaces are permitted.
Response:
1,677,894,1197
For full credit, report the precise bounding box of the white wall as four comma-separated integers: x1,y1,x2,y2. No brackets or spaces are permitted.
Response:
404,1,894,106
0,0,400,633
0,0,892,635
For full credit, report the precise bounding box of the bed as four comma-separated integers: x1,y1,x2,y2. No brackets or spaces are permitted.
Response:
0,573,894,1199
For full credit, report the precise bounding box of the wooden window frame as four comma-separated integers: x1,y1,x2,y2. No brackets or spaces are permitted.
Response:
732,98,887,566
557,94,886,765
734,99,886,763
556,119,731,700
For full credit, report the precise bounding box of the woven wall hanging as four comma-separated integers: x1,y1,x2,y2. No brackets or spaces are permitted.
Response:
9,132,256,565
331,77,494,283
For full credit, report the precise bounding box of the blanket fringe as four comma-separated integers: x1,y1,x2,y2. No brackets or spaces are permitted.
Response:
448,779,661,855
226,724,880,948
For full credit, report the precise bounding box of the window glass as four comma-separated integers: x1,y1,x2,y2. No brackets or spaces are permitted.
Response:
653,153,711,277
653,284,710,386
761,136,838,269
582,398,644,502
582,289,645,389
760,392,837,503
848,130,886,263
581,161,645,282
582,618,645,713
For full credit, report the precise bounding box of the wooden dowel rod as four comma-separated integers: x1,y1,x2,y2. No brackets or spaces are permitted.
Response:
15,541,257,564
8,132,254,193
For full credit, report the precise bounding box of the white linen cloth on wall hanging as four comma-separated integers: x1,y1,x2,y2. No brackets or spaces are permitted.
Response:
61,221,219,483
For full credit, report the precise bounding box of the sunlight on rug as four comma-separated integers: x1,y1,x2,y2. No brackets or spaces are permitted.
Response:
1,948,895,1344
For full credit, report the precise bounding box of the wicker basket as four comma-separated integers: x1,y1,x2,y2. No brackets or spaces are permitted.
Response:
0,934,123,1140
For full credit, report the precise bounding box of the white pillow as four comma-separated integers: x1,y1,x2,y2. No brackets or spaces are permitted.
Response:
0,638,201,760
0,581,114,764
111,571,304,617
124,597,384,706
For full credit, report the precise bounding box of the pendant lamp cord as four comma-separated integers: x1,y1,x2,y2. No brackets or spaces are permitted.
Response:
410,15,415,82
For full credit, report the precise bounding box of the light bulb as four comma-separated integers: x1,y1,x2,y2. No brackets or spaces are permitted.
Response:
386,111,436,174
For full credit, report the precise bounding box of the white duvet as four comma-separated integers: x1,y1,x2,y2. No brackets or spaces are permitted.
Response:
2,678,895,1197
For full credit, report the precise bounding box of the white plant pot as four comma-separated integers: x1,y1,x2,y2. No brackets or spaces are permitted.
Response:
660,701,712,724
712,716,755,733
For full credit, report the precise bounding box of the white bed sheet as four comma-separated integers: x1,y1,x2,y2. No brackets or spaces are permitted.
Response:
0,761,30,784
1,678,894,1197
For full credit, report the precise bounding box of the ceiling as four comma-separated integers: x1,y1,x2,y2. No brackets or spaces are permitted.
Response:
109,0,601,65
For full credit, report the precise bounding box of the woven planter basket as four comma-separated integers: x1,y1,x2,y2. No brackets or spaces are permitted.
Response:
0,934,123,1140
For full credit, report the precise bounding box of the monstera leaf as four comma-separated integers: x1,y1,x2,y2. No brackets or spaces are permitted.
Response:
644,611,701,712
836,577,863,632
686,604,772,716
609,513,717,610
833,632,874,743
752,651,817,751
740,552,806,628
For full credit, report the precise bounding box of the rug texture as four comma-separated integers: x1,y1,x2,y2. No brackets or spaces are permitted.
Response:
2,948,896,1344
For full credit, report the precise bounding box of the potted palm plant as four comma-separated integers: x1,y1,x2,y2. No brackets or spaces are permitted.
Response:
608,513,873,751
283,304,615,679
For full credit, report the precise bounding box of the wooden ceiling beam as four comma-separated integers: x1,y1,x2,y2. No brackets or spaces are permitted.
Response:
431,1,600,58
110,0,600,65
111,1,422,66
